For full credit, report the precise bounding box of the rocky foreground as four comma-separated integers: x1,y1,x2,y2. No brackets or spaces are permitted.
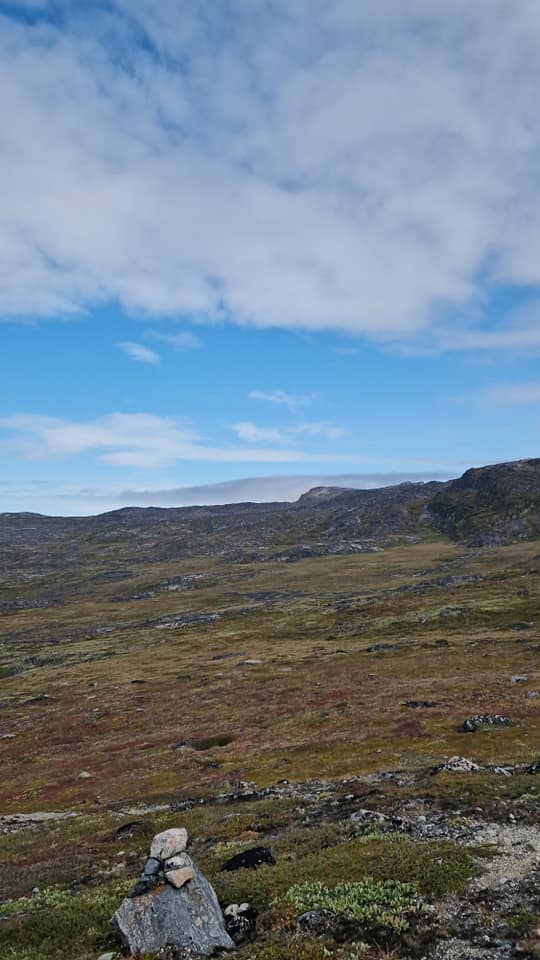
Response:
2,764,539,960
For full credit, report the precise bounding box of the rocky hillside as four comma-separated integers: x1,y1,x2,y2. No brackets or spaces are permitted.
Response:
427,457,540,545
0,459,539,567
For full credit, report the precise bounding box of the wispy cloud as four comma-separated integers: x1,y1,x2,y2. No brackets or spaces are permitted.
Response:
248,390,316,411
0,413,321,469
3,2,540,345
474,381,540,407
149,330,202,351
0,412,452,472
233,421,346,443
118,342,160,365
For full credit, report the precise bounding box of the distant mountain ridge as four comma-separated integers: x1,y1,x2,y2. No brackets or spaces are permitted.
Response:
1,458,539,560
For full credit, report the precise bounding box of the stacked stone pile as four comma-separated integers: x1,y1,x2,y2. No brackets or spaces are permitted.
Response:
112,827,235,956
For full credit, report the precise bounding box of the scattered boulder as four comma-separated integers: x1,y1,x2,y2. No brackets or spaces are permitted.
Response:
224,902,257,943
510,675,528,684
432,756,480,774
366,643,396,653
77,770,92,780
459,714,511,733
112,827,234,956
526,758,540,774
221,846,275,872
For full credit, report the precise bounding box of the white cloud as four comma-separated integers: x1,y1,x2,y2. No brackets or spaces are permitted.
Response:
2,2,540,344
248,390,316,411
233,421,346,442
118,341,160,364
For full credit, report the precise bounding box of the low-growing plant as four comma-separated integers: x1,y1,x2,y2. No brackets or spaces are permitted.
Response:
0,886,75,916
0,879,131,960
284,878,417,932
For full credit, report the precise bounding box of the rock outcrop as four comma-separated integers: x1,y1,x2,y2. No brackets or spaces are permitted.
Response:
112,827,234,956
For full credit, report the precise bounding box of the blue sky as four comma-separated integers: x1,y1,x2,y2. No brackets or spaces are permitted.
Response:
0,0,539,514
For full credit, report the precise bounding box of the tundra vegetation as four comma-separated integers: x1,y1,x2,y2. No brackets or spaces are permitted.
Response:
1,461,539,958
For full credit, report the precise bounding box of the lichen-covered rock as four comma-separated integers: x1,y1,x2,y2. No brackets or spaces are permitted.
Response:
432,756,480,774
224,902,257,944
459,714,511,733
112,857,234,955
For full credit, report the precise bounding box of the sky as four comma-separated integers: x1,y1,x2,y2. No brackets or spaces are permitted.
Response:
1,0,539,515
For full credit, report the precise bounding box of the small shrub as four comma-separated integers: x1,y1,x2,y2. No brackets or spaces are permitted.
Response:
284,878,417,933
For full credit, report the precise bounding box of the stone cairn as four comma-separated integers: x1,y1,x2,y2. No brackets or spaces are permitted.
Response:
112,827,235,956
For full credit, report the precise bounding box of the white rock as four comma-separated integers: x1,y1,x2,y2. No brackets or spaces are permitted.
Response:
150,827,188,861
77,771,92,780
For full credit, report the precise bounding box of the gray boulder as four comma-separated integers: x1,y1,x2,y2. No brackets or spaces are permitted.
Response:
113,853,234,956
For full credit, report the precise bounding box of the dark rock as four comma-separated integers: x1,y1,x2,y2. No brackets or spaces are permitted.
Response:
366,643,396,653
403,700,438,709
130,874,159,897
143,857,161,876
526,758,540,774
459,714,511,733
220,845,275,872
